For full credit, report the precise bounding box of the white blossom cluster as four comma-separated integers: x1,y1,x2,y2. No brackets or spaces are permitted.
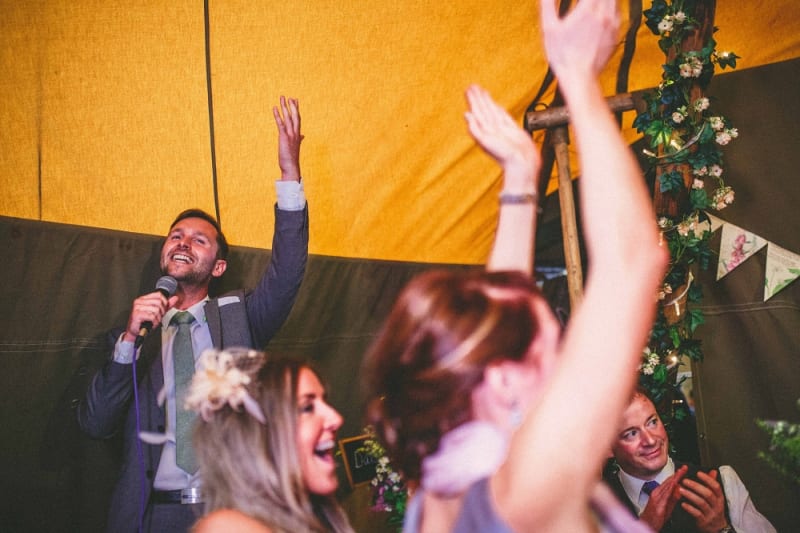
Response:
680,54,704,78
639,348,662,375
677,214,700,237
657,10,687,33
712,186,736,210
715,128,739,146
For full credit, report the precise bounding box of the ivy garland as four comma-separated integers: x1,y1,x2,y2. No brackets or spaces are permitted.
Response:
634,0,739,416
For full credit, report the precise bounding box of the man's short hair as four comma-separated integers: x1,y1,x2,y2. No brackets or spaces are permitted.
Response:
169,209,229,260
633,384,655,403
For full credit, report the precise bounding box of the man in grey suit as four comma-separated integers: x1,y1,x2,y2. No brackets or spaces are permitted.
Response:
78,96,309,533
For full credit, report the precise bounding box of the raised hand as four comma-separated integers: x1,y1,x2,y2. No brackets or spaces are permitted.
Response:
540,0,620,81
464,84,539,193
273,96,303,182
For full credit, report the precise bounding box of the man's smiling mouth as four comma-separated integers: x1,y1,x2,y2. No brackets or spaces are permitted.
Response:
171,253,193,264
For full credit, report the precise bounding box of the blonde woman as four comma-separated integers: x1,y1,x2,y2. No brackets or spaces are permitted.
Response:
187,349,354,533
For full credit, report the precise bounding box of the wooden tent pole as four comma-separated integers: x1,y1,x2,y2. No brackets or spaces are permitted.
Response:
551,126,584,308
526,90,648,308
526,90,646,131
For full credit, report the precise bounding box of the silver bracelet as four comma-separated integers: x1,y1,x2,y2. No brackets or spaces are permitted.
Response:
499,191,537,205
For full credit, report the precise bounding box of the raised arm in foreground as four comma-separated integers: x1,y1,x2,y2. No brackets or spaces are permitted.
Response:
496,0,669,529
465,85,541,275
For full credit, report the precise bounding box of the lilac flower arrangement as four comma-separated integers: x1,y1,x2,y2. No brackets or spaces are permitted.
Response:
357,428,408,531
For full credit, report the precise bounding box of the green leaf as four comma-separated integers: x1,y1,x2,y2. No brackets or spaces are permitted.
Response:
718,52,740,70
690,188,710,210
646,120,673,149
698,123,716,144
659,170,685,194
688,308,705,332
653,364,669,384
681,338,704,361
687,283,704,303
669,326,682,349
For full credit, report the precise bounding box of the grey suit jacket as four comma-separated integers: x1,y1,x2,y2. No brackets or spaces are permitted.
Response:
78,205,308,532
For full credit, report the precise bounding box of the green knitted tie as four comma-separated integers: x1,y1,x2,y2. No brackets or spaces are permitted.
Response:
172,311,197,474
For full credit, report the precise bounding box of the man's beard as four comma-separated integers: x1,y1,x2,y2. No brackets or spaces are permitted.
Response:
161,260,215,287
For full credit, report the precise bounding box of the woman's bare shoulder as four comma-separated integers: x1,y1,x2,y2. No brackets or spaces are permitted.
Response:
192,509,272,533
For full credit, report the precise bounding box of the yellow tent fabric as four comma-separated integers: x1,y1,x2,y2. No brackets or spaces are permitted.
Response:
2,1,799,264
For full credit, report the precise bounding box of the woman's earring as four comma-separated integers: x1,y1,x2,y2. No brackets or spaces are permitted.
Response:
509,398,523,428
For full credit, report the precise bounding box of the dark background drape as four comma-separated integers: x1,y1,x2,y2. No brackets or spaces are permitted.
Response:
690,57,800,529
0,216,465,532
2,58,798,532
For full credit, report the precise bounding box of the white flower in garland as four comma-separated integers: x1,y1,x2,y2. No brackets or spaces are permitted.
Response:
715,130,733,145
680,55,704,78
709,116,725,131
677,215,699,237
657,217,673,230
712,186,736,210
693,97,710,112
640,348,661,375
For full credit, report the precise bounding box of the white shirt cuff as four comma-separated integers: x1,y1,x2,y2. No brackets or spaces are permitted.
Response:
275,180,306,211
114,335,136,364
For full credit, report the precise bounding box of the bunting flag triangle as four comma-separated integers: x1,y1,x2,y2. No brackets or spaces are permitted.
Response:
716,222,767,280
704,212,725,233
764,242,800,301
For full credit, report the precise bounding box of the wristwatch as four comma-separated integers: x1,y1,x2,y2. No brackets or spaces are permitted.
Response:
718,525,734,533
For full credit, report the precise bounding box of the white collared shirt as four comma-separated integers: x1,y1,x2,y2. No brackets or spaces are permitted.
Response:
617,457,675,513
616,458,776,532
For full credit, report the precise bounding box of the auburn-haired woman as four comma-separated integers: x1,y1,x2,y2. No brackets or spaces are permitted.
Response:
365,0,668,531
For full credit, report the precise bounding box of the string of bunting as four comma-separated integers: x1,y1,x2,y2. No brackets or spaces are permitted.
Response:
705,214,800,301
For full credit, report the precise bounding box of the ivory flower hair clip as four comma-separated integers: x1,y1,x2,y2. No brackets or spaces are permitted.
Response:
184,348,267,424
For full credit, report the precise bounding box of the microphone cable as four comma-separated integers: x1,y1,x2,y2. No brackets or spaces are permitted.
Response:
132,344,146,533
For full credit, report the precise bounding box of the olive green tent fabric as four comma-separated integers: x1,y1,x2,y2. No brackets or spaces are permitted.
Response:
690,57,800,530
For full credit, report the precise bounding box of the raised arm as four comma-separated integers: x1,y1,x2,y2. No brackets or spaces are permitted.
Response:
465,85,541,275
498,0,668,528
248,97,309,347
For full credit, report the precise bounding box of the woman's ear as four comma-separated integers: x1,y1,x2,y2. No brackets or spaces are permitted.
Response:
476,361,530,430
482,362,502,391
482,361,517,406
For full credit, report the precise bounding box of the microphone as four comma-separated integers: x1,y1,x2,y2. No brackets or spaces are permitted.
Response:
134,275,179,348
